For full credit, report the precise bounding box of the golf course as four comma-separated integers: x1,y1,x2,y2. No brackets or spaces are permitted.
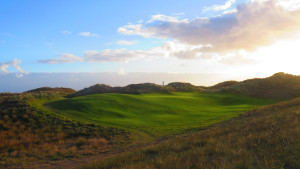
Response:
45,92,276,139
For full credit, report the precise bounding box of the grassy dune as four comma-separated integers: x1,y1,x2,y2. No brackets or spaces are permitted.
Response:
48,92,276,139
80,98,300,169
0,92,129,168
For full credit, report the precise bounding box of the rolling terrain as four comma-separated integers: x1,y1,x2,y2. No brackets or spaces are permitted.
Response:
1,72,300,168
48,92,276,140
220,72,300,99
0,90,129,168
80,97,300,169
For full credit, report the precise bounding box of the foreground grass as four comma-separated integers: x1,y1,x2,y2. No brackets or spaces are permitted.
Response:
48,92,276,139
80,98,300,169
0,93,129,168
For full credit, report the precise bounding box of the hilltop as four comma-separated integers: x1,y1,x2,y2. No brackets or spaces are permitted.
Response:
67,82,204,97
24,87,76,95
68,72,300,100
221,72,300,99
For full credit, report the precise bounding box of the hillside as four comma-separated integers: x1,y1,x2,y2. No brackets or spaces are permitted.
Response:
68,82,206,98
48,92,275,138
80,97,300,169
221,72,300,99
68,72,300,100
0,89,129,168
1,73,300,168
24,87,76,95
166,82,204,92
67,83,174,97
209,80,239,90
1,88,276,168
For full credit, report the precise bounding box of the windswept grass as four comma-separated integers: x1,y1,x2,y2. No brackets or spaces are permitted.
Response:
80,98,300,169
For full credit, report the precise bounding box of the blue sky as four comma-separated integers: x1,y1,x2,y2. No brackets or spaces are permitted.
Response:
0,0,243,72
1,0,300,91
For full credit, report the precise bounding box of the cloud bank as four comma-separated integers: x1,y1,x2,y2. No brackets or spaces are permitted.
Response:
37,41,209,64
37,0,300,66
118,0,300,53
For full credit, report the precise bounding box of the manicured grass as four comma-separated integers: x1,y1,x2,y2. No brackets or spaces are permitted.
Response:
47,92,277,139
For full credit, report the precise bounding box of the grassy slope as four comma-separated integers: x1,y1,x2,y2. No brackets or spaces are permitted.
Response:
222,72,300,99
47,92,276,139
0,92,129,168
80,98,300,169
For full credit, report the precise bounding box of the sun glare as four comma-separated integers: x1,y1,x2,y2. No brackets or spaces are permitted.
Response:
252,39,300,75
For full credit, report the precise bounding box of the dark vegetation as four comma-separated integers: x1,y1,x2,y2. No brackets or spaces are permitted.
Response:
24,87,76,95
221,72,300,99
80,98,300,169
209,80,239,90
67,82,204,97
68,72,300,100
0,90,129,168
166,82,204,92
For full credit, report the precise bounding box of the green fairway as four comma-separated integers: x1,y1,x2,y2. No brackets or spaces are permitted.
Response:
47,92,276,139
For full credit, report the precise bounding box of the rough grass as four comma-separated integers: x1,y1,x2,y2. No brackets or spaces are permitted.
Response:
48,92,276,139
0,93,129,168
0,91,281,168
79,98,300,169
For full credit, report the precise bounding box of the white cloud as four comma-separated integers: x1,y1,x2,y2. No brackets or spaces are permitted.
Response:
38,40,256,66
147,14,185,23
0,64,9,73
252,0,300,11
118,0,300,54
204,0,236,12
78,32,99,37
117,40,136,45
118,14,189,38
118,24,152,37
0,59,28,77
78,32,90,36
61,30,72,34
222,9,238,14
38,53,82,64
276,0,300,11
37,41,209,64
83,49,144,63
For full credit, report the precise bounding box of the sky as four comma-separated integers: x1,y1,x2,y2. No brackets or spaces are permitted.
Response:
1,0,300,92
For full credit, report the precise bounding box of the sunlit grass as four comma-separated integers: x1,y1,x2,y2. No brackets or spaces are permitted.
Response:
48,92,277,139
79,98,300,169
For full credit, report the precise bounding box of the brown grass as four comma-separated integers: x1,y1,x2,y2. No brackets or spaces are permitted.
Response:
0,93,129,168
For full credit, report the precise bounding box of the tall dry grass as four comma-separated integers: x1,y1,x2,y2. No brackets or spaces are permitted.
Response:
0,93,129,168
